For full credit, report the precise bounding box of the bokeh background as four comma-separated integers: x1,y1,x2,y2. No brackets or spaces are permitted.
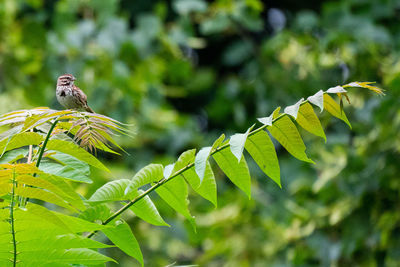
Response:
1,0,400,266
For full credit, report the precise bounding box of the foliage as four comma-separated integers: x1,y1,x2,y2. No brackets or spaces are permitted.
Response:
0,82,382,266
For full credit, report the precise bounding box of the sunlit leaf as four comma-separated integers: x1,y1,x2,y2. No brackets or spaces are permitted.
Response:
102,220,143,266
245,130,280,187
296,102,326,141
267,116,314,163
213,149,251,198
129,189,169,226
229,124,255,162
155,176,195,230
323,94,352,128
343,81,385,95
194,146,211,181
46,139,109,172
88,179,131,203
125,164,164,195
195,134,225,182
284,98,304,119
173,149,217,206
39,162,92,183
307,90,324,112
15,187,77,212
0,132,43,156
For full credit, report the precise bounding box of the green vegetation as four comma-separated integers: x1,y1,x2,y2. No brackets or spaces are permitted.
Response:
0,0,399,266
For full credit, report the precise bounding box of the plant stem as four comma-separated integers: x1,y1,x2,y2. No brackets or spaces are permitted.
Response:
20,119,59,207
36,118,59,168
10,168,17,267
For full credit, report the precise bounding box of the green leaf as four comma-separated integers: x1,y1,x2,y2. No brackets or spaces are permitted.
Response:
25,202,72,231
18,248,116,265
15,187,77,211
173,149,196,172
296,102,327,141
211,134,226,151
0,148,27,164
39,162,92,183
16,233,113,251
267,116,314,163
22,111,66,132
323,94,352,128
46,139,109,172
0,132,43,156
88,179,131,203
125,164,164,195
195,134,225,182
16,174,85,210
229,124,255,162
50,210,110,233
129,189,169,226
79,204,112,222
189,161,217,207
245,130,281,187
39,173,86,210
272,106,281,119
213,149,251,198
49,152,91,176
173,149,217,206
155,176,195,229
102,220,143,266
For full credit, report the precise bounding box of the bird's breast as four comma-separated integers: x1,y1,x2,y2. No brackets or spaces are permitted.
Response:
56,86,79,109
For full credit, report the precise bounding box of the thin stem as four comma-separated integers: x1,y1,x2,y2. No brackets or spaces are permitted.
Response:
36,118,59,168
10,168,17,267
20,119,59,207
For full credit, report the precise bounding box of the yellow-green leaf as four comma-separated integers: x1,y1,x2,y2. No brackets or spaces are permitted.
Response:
0,132,43,156
173,149,217,207
245,130,281,187
15,187,76,212
267,116,314,163
155,176,195,230
102,220,143,266
296,102,326,141
343,81,385,95
323,94,352,129
46,139,109,172
129,189,169,226
213,149,251,198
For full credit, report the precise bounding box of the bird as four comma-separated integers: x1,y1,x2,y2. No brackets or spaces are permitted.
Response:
56,74,94,113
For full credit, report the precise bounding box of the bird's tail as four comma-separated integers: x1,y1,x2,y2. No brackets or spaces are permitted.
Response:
85,105,95,113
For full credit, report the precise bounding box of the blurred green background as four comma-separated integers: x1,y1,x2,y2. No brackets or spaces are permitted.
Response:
1,0,400,266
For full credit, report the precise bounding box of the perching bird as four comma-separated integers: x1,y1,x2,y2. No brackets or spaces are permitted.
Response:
56,74,94,113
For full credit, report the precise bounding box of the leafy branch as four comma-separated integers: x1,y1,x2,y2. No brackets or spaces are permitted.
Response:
0,81,384,266
86,81,384,238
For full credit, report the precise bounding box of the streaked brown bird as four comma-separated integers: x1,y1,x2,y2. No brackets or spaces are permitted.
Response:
56,74,94,113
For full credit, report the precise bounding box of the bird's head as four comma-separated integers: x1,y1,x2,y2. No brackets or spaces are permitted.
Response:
57,74,76,86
